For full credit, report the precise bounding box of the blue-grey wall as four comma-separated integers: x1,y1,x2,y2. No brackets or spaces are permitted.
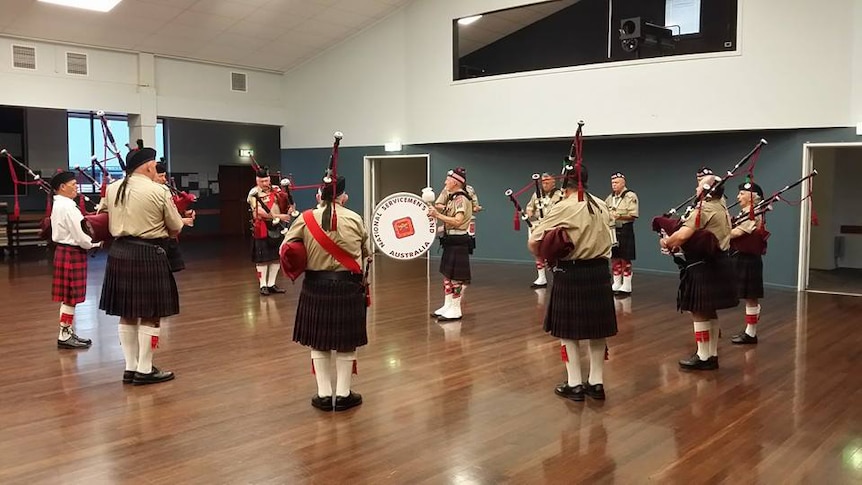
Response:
283,128,860,288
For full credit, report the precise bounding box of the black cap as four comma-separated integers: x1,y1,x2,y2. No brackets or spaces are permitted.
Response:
738,181,764,199
696,167,714,178
320,176,346,201
125,139,157,173
563,163,589,189
447,167,467,185
610,171,625,179
155,162,167,174
50,171,76,191
255,166,270,178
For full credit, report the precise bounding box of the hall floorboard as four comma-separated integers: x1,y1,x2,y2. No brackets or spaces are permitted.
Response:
1,240,860,484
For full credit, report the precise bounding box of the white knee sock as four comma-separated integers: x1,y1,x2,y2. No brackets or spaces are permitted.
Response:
267,263,280,287
709,320,720,357
311,349,332,398
118,323,139,372
693,321,711,361
745,304,760,337
256,265,268,288
588,338,606,385
136,326,160,374
561,339,582,386
59,303,75,340
335,351,357,397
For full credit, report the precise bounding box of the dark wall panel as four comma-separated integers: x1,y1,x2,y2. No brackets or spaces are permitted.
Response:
283,128,858,288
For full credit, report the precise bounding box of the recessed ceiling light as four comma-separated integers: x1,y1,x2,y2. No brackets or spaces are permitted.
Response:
457,15,483,26
38,0,123,13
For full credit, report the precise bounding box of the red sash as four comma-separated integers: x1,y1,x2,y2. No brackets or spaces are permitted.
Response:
252,193,277,239
302,210,370,306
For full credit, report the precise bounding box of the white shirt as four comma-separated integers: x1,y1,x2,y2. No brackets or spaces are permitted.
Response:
51,195,95,250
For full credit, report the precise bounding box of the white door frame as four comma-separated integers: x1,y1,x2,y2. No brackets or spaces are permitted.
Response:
797,142,862,291
363,154,431,242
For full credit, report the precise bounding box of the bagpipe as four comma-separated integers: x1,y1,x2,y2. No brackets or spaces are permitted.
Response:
652,139,768,260
1,149,111,245
728,170,818,256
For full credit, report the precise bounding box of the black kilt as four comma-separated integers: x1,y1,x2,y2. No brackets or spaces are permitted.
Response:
99,237,179,319
293,271,367,352
544,258,618,340
612,223,636,261
677,251,739,313
52,244,88,305
251,236,281,263
439,234,472,283
734,252,764,299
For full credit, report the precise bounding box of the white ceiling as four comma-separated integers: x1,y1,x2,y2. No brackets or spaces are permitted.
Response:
457,0,578,57
0,0,412,72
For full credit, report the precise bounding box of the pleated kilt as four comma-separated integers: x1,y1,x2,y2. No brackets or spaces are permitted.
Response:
677,251,739,313
612,223,636,261
251,236,281,263
544,258,618,340
165,237,185,272
52,244,88,305
99,237,179,319
293,271,367,352
439,234,472,283
733,252,764,299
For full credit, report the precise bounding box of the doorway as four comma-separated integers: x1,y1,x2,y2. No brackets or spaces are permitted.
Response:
218,165,255,237
798,143,862,296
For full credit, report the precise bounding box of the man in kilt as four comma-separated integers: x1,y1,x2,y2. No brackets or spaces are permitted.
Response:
248,166,291,296
283,175,370,412
729,181,765,344
428,167,474,322
528,165,618,401
660,168,738,371
99,140,194,385
525,173,563,289
50,171,100,349
605,172,639,295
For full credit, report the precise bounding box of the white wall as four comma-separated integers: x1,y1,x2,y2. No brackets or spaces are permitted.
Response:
852,0,862,129
156,58,284,126
0,36,285,127
281,12,408,150
282,0,857,148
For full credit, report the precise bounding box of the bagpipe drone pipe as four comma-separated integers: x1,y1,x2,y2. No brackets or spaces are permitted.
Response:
1,149,109,245
651,138,768,260
727,170,818,256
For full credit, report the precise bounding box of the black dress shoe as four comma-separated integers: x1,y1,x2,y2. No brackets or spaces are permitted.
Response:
731,332,758,345
58,335,91,349
554,383,585,401
334,391,363,411
679,353,718,370
584,383,606,400
530,283,548,289
259,286,271,296
311,395,333,411
268,285,286,294
132,367,175,385
123,370,135,384
72,333,92,344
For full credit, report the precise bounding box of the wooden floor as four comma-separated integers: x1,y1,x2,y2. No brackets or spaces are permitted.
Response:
2,240,861,484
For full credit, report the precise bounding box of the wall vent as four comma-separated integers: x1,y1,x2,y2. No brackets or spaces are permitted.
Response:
12,45,36,70
66,52,88,75
231,72,247,92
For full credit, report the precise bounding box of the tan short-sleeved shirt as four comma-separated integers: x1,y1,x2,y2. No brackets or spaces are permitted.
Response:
283,204,369,271
102,173,183,239
531,193,614,260
682,198,732,251
526,189,564,221
440,191,473,233
605,190,639,225
734,205,762,235
436,187,480,214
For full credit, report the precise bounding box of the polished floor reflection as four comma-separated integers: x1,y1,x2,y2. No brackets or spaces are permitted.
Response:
1,241,860,484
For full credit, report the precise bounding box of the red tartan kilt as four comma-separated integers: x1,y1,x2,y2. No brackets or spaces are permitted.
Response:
52,244,88,305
